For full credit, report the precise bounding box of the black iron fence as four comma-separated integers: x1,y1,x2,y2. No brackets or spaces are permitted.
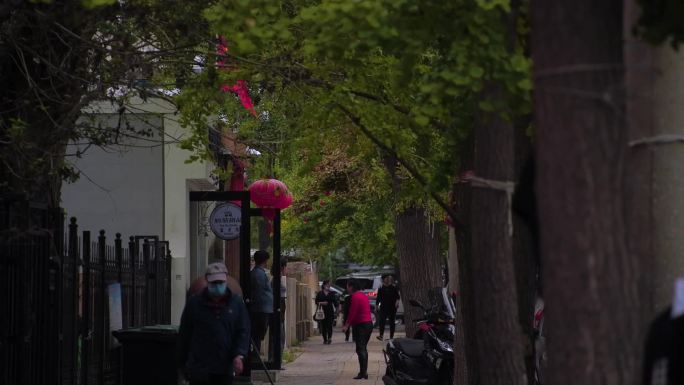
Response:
1,199,171,385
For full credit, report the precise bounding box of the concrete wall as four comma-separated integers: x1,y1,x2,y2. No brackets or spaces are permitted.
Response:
164,118,214,324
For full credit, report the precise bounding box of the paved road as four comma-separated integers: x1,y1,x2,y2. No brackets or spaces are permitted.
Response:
277,327,404,385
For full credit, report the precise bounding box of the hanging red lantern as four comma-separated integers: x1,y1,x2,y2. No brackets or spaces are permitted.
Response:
248,178,293,208
248,178,294,233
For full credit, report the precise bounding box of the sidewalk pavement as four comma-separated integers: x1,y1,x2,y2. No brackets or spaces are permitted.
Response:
276,327,403,385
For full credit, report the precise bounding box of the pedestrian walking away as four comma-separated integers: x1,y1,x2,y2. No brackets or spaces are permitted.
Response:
342,293,353,342
276,258,288,351
315,279,340,344
342,278,373,380
376,274,400,341
250,250,274,358
177,262,250,385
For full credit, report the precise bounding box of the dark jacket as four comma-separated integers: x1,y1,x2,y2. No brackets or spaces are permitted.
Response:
250,266,274,313
377,285,400,313
177,288,250,379
315,290,339,318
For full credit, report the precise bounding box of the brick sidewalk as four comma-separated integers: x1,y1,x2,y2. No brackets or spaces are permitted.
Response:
276,328,403,385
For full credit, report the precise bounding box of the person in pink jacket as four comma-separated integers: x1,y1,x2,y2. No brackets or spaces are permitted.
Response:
341,279,373,380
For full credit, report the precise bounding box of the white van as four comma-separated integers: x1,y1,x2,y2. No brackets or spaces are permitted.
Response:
334,273,404,325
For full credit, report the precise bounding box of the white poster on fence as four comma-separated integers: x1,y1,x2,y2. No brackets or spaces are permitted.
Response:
108,283,123,348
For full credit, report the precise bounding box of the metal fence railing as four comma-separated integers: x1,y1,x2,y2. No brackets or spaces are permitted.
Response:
1,198,171,385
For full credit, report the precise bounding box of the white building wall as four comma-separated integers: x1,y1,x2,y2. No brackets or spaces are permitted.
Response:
163,114,215,325
62,97,215,325
62,110,164,241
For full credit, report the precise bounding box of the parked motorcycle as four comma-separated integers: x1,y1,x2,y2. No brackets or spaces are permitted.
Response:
533,295,546,385
382,288,455,385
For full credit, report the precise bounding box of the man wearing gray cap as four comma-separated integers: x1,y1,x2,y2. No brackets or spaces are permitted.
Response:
178,262,250,385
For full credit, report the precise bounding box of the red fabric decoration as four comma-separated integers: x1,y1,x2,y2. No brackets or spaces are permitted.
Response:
220,81,257,116
216,37,257,116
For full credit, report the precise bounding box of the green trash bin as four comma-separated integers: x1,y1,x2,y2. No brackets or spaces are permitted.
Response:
112,325,178,385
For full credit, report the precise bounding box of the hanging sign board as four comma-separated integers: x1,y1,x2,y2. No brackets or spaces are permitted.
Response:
209,202,242,240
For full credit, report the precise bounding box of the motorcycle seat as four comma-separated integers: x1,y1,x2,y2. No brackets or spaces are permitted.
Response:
393,338,425,358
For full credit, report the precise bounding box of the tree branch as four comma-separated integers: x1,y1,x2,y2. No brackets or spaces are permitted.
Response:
335,103,462,227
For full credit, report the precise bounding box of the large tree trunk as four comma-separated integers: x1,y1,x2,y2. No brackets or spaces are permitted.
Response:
1,4,97,208
448,227,470,385
512,134,537,384
454,134,479,385
625,0,684,318
469,87,526,385
382,154,444,338
623,0,656,318
533,1,645,383
395,206,443,338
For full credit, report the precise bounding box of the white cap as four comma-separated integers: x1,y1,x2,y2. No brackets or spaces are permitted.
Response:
206,262,228,282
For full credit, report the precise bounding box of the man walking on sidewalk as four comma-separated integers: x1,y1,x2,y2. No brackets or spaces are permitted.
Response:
250,250,274,355
177,262,250,385
376,274,400,341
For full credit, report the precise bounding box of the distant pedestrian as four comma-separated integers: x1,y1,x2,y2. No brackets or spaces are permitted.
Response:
342,294,352,342
376,274,400,340
177,262,250,385
278,258,288,350
342,279,373,380
315,279,339,344
250,250,274,356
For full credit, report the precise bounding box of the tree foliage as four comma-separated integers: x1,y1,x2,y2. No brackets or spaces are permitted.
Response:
0,0,213,204
175,0,532,265
636,0,684,47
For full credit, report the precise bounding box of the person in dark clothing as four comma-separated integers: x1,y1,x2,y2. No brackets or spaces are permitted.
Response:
342,294,352,342
277,258,288,351
315,280,339,344
250,250,273,355
178,262,250,385
376,274,400,341
342,279,373,380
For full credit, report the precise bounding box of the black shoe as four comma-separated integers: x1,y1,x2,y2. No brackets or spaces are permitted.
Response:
353,374,368,380
376,335,383,341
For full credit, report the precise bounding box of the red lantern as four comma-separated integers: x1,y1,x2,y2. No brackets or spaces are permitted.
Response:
248,179,294,233
248,178,293,208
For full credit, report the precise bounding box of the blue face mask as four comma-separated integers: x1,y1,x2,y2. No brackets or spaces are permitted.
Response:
208,282,227,297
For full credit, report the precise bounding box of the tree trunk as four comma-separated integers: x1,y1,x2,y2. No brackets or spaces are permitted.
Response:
454,134,478,385
448,227,470,385
469,86,526,385
395,206,443,338
623,0,656,317
512,134,537,384
533,1,645,383
381,153,444,338
625,0,684,318
0,5,96,208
